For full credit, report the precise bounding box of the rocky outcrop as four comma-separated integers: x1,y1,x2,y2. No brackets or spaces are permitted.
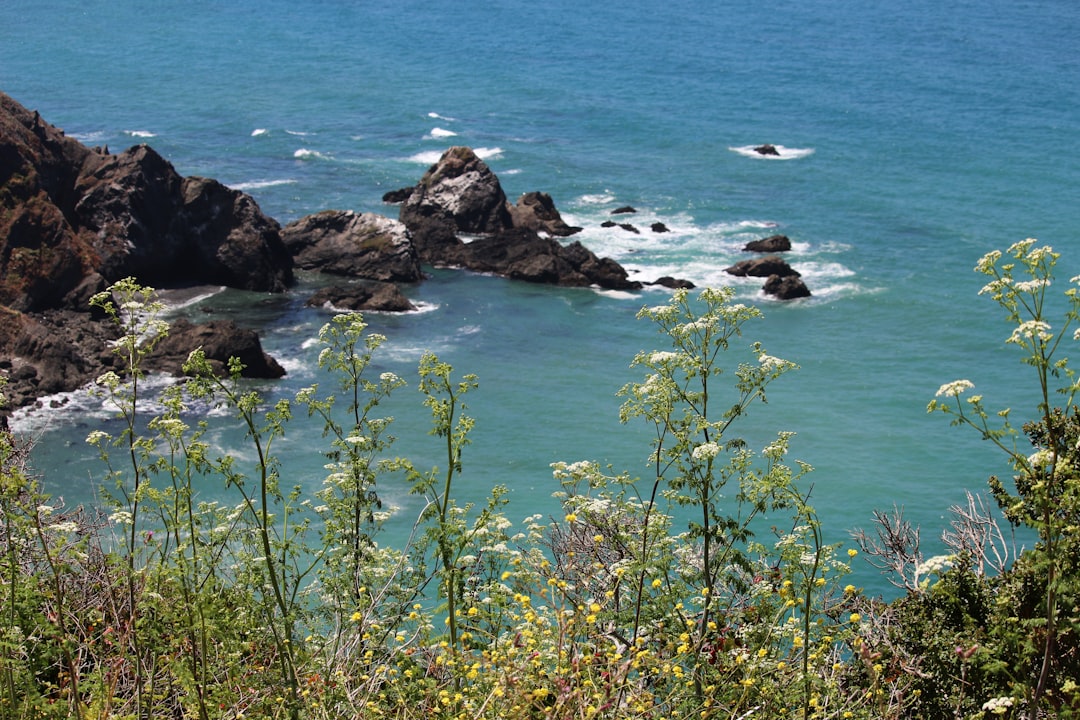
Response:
743,234,791,253
399,146,513,237
0,91,294,313
725,255,800,278
144,317,286,379
307,282,417,313
763,274,811,300
392,147,647,290
281,210,422,282
0,91,294,413
508,191,581,237
436,228,642,291
753,144,780,156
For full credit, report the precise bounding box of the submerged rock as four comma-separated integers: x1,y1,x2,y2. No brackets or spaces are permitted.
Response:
753,144,780,156
724,255,800,278
145,318,286,379
307,282,417,313
763,274,811,300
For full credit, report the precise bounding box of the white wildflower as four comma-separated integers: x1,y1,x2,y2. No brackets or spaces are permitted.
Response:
981,696,1015,714
50,521,79,534
758,354,789,372
379,371,401,384
691,442,721,461
1013,278,1050,293
1028,449,1055,469
109,511,134,526
86,430,110,446
935,379,974,398
649,351,680,364
1008,320,1052,345
974,249,1002,273
1007,238,1036,256
37,505,54,517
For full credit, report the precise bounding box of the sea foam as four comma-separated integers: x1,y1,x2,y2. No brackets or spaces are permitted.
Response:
729,144,815,160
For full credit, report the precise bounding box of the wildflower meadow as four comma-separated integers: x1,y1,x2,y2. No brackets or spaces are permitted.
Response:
3,240,1080,719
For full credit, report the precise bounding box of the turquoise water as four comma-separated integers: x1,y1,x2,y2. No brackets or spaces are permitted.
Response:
3,0,1078,594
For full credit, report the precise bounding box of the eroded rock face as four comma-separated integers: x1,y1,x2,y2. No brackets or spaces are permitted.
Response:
0,91,294,311
763,274,811,300
282,210,422,282
307,282,417,313
743,234,792,253
144,317,286,379
508,191,582,237
724,255,800,278
399,146,513,236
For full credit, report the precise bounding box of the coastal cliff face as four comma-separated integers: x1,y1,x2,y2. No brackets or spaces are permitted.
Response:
0,91,294,314
0,92,294,414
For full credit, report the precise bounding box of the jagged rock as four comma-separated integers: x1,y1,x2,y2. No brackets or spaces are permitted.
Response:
399,146,513,238
395,147,642,291
648,276,696,289
600,221,617,228
508,191,581,237
612,206,636,215
281,210,422,282
145,317,285,379
618,223,640,234
725,255,800,278
307,282,416,313
381,186,413,204
764,274,811,300
5,310,121,406
743,234,791,253
753,144,780,156
445,228,642,291
0,91,293,313
74,146,294,292
651,222,670,233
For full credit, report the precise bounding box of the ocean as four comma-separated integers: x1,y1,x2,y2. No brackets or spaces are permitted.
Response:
3,0,1078,595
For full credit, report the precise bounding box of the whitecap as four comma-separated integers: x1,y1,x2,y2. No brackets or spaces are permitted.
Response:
428,111,457,122
124,129,156,138
502,168,522,175
251,128,269,137
729,144,815,160
427,127,458,139
70,130,107,143
229,178,299,191
406,150,446,164
285,129,310,136
294,148,331,160
575,193,617,206
473,147,503,160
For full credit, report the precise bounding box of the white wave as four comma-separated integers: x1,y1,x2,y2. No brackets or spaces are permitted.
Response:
70,130,107,143
575,193,618,206
502,168,522,175
294,148,332,160
428,111,457,122
474,147,503,160
729,144,815,160
9,373,179,435
428,127,458,139
230,178,299,191
285,129,310,136
124,129,156,138
156,285,227,310
407,150,445,164
251,128,269,137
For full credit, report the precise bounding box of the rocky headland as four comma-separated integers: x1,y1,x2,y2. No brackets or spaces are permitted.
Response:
0,91,809,418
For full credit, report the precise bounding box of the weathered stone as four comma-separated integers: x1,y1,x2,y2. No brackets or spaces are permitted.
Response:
145,317,285,379
399,146,513,237
763,274,812,300
725,255,800,278
651,222,670,233
753,144,780,156
611,206,636,215
509,191,581,237
282,210,422,282
307,282,416,313
743,234,792,253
